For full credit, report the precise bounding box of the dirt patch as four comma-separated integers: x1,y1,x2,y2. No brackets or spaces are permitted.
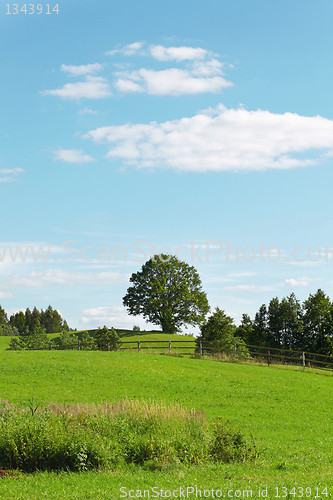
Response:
0,470,15,478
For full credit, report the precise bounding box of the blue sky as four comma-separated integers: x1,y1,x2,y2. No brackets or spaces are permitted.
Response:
1,0,333,332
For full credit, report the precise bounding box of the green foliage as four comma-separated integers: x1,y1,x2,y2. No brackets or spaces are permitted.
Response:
132,325,141,331
250,304,268,347
235,313,253,344
0,403,104,472
0,399,253,472
81,331,94,350
94,326,121,350
250,290,333,356
210,418,257,462
0,305,8,325
8,323,49,350
267,293,303,349
197,308,236,354
123,254,210,333
0,323,19,336
7,305,71,334
302,289,333,354
56,331,79,350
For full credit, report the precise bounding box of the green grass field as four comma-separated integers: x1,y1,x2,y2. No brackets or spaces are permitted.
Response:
0,330,196,354
0,348,332,499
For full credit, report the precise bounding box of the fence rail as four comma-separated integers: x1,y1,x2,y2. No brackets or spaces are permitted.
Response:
37,338,333,372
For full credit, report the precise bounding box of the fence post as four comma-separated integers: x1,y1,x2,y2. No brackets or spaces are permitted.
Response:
78,340,80,351
200,340,202,356
169,340,171,354
49,343,52,350
303,352,305,372
138,341,140,354
267,348,270,366
234,342,236,358
108,343,110,351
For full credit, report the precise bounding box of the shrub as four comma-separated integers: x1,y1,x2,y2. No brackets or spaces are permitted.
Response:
0,399,256,472
133,325,141,332
81,331,94,350
56,331,78,350
7,324,49,350
0,324,19,336
210,418,257,462
94,326,121,350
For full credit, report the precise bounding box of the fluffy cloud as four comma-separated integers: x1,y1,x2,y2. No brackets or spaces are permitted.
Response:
83,105,333,171
223,285,276,292
106,42,144,56
150,45,210,61
114,60,232,96
81,305,150,328
0,291,14,299
53,148,96,164
285,277,321,288
61,63,103,76
3,269,126,289
42,76,112,100
0,167,24,183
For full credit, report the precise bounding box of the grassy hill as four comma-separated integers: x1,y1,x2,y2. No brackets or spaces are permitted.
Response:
0,349,332,498
0,330,196,353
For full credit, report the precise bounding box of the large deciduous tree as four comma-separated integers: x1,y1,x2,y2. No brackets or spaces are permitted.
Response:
122,255,210,333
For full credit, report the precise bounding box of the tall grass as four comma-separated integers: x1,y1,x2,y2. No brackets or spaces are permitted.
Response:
0,399,255,472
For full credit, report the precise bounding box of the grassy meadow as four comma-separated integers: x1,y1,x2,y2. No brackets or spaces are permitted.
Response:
0,346,332,498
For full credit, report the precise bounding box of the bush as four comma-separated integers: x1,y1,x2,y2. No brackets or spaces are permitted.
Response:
133,325,141,332
7,324,49,350
0,324,19,336
81,331,94,350
0,405,105,471
0,400,256,472
210,418,257,462
94,326,121,350
56,331,78,350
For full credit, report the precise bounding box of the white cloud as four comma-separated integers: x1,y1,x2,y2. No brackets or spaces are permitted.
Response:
0,168,23,175
0,291,14,299
106,42,144,56
79,108,99,115
285,277,321,288
61,63,103,76
84,105,333,172
150,45,210,61
115,79,145,93
223,285,276,292
42,76,112,100
114,60,232,96
81,305,150,328
53,148,96,164
0,167,24,183
3,269,126,289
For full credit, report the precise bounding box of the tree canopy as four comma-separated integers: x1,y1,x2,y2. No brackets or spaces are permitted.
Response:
7,305,71,334
236,289,333,356
123,254,210,333
198,307,236,344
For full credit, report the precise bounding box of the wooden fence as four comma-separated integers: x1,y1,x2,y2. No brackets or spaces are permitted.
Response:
42,339,333,372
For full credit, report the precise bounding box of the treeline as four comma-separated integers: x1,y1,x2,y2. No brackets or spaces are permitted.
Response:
235,289,333,355
0,305,70,336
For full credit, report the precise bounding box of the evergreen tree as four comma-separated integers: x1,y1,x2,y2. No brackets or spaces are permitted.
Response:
235,313,253,344
250,304,268,346
0,305,8,325
302,289,333,355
